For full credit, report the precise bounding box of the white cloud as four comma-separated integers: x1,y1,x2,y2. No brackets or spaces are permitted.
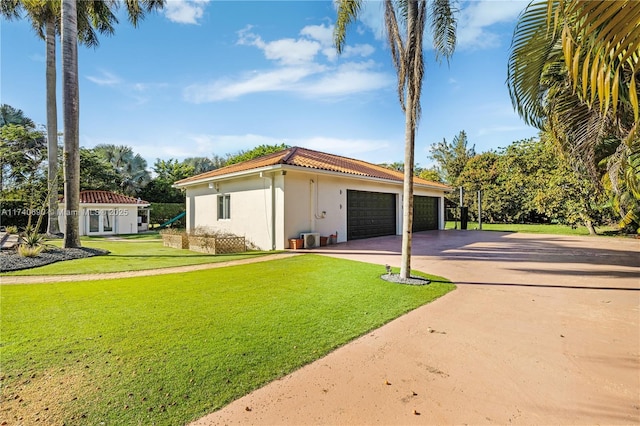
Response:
183,66,324,103
339,0,526,51
186,24,387,103
173,133,391,161
342,43,375,58
300,24,334,47
301,61,391,98
164,0,210,25
86,70,122,86
457,0,527,49
239,26,322,65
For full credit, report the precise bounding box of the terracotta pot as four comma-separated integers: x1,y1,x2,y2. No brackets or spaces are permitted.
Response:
289,238,304,250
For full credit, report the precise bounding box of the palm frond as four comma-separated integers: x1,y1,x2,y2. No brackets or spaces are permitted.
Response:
385,0,406,111
333,0,363,53
430,0,457,64
557,0,640,122
508,0,561,128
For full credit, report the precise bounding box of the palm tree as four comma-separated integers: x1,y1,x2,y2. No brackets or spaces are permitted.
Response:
93,144,151,196
334,0,457,280
1,0,118,237
507,0,639,229
3,0,163,245
61,0,80,247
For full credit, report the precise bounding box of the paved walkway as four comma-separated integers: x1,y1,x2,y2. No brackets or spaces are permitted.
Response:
192,231,640,425
0,252,298,284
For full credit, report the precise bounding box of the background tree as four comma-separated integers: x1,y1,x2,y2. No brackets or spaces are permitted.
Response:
335,0,457,280
0,123,47,228
182,156,218,175
139,158,194,203
507,0,639,231
224,143,290,165
429,130,475,186
417,167,442,183
1,0,120,236
93,144,151,196
0,105,35,192
78,148,120,192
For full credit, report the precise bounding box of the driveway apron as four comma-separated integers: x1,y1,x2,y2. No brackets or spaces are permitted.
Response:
195,230,640,425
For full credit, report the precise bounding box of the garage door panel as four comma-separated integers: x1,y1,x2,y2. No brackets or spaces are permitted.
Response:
413,196,439,232
347,190,396,240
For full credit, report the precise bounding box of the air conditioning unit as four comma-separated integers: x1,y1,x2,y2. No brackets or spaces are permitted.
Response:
300,232,320,248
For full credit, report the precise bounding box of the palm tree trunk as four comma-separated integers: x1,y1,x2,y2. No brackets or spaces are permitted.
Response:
400,103,416,279
45,15,60,237
62,0,81,248
400,0,419,280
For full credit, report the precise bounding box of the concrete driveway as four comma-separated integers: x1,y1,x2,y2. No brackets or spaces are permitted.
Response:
193,231,640,425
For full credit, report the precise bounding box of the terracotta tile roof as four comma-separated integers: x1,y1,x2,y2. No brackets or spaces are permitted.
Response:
60,190,149,205
174,146,451,190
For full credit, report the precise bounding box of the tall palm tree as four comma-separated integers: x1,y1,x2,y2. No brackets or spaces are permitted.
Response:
334,0,457,280
61,0,164,246
61,0,80,247
507,0,639,228
1,0,117,237
3,0,163,244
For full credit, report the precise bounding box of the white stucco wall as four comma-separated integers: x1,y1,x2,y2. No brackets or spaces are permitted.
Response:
57,204,142,236
186,173,284,250
184,167,449,251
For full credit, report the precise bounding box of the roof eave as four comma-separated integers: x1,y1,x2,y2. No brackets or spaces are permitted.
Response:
174,163,451,192
173,164,286,188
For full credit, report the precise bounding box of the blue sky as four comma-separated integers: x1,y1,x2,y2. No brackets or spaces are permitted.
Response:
1,0,539,170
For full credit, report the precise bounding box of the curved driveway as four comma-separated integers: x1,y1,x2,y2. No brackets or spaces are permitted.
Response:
193,231,639,425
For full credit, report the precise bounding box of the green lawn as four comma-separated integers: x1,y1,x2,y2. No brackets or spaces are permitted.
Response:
1,254,455,425
2,239,271,276
444,221,620,236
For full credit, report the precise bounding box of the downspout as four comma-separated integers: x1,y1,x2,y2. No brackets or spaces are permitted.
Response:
260,172,276,250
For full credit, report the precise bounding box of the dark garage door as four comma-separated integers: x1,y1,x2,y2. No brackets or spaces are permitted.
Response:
413,196,439,232
347,190,396,240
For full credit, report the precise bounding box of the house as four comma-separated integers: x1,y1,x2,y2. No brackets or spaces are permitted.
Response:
173,146,452,250
58,190,151,236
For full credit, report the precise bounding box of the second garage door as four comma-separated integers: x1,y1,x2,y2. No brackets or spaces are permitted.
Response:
413,195,439,232
347,190,396,240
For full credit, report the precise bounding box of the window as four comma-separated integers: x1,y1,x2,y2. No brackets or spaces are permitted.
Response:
102,211,113,232
218,194,231,220
89,210,99,232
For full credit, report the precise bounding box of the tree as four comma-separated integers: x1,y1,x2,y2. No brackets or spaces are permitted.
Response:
225,143,290,165
429,130,475,186
182,157,218,175
61,0,80,247
139,158,194,203
1,0,118,236
0,104,35,128
0,105,36,192
335,0,457,280
78,148,120,192
0,124,47,229
507,0,640,230
93,144,151,196
417,168,442,183
3,0,165,245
